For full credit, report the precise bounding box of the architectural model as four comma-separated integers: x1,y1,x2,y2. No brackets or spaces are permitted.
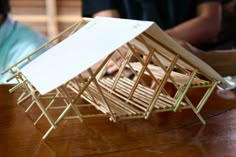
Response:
1,17,231,139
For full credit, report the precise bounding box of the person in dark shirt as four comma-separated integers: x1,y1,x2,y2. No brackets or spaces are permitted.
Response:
82,0,236,100
82,0,225,73
82,0,222,49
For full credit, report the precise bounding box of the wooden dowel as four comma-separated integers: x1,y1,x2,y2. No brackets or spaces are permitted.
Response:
46,0,59,39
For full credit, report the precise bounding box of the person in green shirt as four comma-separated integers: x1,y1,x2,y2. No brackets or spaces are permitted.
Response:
0,0,48,84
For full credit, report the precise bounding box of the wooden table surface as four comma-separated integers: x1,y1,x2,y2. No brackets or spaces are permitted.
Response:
1,84,236,157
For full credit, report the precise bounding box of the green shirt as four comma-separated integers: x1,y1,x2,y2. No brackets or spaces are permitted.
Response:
0,15,47,84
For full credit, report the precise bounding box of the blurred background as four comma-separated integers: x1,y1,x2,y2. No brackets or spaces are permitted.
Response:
9,0,82,39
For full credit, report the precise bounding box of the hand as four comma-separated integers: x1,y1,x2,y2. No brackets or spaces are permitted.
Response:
175,39,204,54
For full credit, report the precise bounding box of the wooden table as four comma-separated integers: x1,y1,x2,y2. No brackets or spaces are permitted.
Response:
0,84,236,157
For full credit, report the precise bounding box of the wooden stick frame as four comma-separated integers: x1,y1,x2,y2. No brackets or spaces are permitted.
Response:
1,18,220,139
65,34,214,125
125,33,218,124
1,19,90,139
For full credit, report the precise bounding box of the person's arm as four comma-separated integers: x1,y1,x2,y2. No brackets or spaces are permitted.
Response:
93,9,120,17
195,49,236,76
166,2,222,46
82,0,120,17
0,15,4,25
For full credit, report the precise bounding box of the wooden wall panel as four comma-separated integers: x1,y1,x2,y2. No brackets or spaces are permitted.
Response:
9,0,82,38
